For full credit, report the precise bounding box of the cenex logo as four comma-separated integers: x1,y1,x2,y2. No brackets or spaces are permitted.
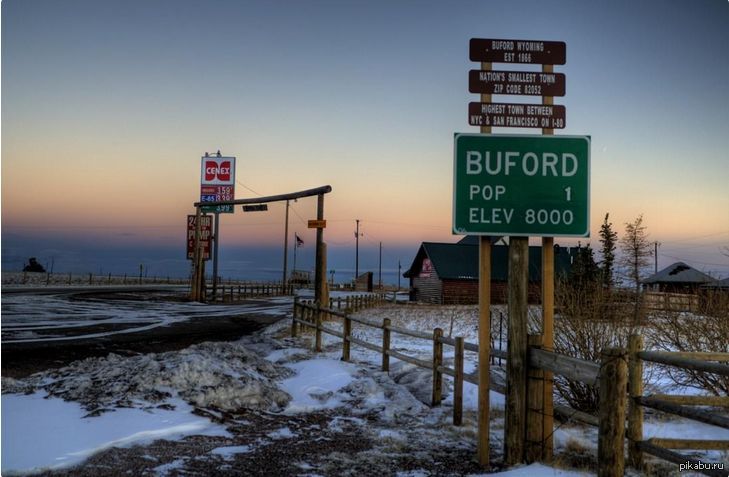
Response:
205,161,231,182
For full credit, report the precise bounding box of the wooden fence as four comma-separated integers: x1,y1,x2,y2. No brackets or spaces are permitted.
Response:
8,271,190,287
291,300,729,476
627,335,729,477
644,291,701,312
207,281,294,301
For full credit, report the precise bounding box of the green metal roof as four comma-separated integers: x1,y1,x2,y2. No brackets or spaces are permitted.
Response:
404,239,575,281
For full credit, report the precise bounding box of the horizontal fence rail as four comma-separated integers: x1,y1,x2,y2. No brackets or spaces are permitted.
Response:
207,281,293,302
636,441,727,477
637,351,729,377
529,348,600,386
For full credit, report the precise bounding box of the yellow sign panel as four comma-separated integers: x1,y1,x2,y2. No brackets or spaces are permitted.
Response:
308,220,327,229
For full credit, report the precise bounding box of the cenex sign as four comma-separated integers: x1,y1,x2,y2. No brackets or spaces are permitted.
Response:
453,134,590,237
200,156,236,213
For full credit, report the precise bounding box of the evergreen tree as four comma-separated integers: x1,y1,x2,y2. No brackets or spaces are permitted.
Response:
598,213,618,289
23,257,46,273
570,242,599,288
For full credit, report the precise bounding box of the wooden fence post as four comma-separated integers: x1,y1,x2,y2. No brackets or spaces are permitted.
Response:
432,328,444,406
382,318,391,372
315,303,322,352
598,347,628,477
505,236,529,466
526,334,545,463
627,334,644,470
291,297,299,337
454,336,464,426
342,314,352,362
478,235,492,467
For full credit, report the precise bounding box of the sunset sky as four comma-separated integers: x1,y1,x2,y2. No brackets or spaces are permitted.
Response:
2,0,728,282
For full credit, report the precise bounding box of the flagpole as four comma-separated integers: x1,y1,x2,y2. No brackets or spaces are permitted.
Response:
293,234,297,278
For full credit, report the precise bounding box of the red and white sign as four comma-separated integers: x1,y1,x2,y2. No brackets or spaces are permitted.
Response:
420,258,434,278
200,156,236,186
186,215,212,260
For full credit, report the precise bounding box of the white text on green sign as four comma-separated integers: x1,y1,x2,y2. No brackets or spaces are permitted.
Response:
453,134,590,237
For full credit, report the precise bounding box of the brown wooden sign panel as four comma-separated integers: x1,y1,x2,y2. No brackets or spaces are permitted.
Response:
308,219,327,229
186,215,212,260
469,70,566,97
470,38,566,65
468,102,566,129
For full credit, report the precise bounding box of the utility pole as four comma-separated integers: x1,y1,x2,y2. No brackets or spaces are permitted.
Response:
378,241,382,289
654,242,660,274
283,200,290,286
355,219,361,280
398,260,401,291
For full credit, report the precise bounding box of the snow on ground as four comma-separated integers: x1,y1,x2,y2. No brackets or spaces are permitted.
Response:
2,300,728,475
2,339,293,413
482,463,592,476
1,393,229,475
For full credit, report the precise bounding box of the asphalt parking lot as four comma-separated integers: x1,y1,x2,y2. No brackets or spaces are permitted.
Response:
1,288,292,378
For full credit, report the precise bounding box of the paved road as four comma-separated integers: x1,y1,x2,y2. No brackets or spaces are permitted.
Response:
1,288,293,378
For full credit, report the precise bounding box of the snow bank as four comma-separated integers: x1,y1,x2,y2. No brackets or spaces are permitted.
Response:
2,340,292,413
280,359,358,413
0,392,229,475
484,463,594,476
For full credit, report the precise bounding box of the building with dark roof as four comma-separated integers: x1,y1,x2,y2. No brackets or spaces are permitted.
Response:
643,262,717,294
702,277,729,291
403,236,576,304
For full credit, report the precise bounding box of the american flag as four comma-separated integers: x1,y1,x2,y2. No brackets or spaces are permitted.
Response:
295,234,304,247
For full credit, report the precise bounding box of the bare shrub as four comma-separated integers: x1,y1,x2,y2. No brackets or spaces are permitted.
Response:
554,280,637,413
553,314,635,413
646,291,729,396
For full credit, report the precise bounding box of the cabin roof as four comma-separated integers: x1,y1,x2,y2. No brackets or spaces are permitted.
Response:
643,262,716,285
404,238,575,281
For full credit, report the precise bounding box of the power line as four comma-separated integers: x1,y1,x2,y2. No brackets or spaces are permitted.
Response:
236,180,263,197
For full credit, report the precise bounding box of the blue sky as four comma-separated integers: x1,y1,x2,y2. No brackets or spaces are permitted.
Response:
2,0,728,281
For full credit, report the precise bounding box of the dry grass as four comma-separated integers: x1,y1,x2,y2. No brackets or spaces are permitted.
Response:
646,291,729,396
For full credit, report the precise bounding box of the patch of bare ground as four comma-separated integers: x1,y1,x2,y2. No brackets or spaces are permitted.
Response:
34,407,491,477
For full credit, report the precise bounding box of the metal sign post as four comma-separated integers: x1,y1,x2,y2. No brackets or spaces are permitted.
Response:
212,212,220,299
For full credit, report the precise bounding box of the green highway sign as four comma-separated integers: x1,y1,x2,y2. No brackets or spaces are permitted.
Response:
453,134,590,237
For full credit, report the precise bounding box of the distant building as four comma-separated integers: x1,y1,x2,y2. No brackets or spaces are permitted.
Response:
354,272,373,292
702,277,729,291
403,236,576,305
643,262,716,294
